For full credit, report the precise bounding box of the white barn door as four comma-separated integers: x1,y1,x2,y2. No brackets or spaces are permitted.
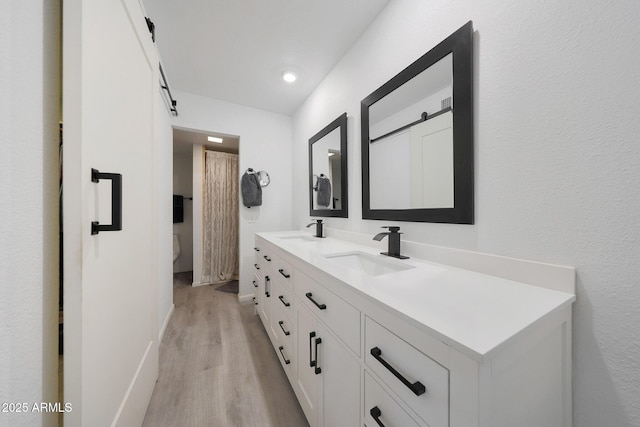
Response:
63,0,159,425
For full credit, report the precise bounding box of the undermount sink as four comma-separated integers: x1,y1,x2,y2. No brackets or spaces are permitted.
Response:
323,251,415,276
278,234,318,243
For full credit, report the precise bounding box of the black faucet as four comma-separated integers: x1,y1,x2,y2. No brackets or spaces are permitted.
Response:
306,219,324,238
373,226,409,259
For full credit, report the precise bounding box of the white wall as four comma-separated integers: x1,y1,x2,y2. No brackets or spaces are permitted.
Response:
172,91,292,299
0,1,60,426
172,152,194,273
292,1,640,426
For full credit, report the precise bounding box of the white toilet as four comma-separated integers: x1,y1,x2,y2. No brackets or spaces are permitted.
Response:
173,234,181,263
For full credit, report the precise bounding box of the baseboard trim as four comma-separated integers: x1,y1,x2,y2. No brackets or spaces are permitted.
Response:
159,304,174,342
112,340,158,427
192,281,208,287
238,293,255,304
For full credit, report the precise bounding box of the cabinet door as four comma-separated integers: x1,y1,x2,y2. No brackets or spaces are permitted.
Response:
317,323,360,427
296,304,321,427
296,304,361,427
258,274,272,334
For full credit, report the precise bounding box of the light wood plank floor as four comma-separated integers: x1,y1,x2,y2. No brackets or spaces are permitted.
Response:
142,273,309,427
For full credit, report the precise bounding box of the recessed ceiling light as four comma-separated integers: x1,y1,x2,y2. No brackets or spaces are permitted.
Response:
282,71,297,83
207,136,223,143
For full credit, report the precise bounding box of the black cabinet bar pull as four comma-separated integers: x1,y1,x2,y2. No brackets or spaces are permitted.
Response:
252,297,258,306
278,295,290,307
278,269,290,278
278,346,291,365
305,292,327,310
254,263,260,270
309,332,316,367
314,337,322,375
263,255,271,261
254,247,260,252
370,347,426,396
278,320,290,336
91,168,122,235
252,280,258,288
265,276,270,298
370,406,385,427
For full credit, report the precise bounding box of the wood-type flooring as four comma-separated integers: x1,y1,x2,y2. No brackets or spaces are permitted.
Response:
142,272,309,427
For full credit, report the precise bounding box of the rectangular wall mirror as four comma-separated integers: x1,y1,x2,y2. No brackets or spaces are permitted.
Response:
309,112,348,218
361,21,474,223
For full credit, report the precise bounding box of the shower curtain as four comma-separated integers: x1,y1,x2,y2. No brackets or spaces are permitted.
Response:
201,150,239,285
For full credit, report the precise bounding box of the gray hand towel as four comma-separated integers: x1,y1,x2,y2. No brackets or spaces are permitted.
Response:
241,171,262,207
316,176,331,207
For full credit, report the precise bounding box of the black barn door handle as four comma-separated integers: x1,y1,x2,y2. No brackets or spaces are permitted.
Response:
91,168,122,235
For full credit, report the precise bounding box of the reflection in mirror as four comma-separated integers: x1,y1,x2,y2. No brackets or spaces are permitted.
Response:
369,54,453,209
309,113,348,218
362,21,473,223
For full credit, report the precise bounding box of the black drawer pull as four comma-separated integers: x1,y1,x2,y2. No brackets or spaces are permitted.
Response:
278,295,290,307
265,276,270,298
254,247,260,252
278,320,290,336
370,406,385,427
252,297,257,306
305,292,326,310
254,263,260,270
252,280,258,288
263,255,271,262
309,332,316,367
278,269,290,278
278,346,290,365
314,337,322,375
370,347,425,396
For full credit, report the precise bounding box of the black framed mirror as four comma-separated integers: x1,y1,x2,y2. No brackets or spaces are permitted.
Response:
361,21,474,224
309,112,348,218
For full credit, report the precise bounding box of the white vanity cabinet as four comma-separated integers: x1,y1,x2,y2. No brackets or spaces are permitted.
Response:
254,233,575,427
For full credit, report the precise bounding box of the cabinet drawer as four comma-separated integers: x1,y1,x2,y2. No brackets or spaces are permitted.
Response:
295,271,360,355
251,272,260,292
365,372,420,427
272,277,295,319
365,317,448,427
274,257,293,288
253,242,263,270
259,250,274,274
276,340,295,382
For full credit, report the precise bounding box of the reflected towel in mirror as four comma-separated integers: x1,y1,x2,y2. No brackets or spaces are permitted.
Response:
316,176,331,207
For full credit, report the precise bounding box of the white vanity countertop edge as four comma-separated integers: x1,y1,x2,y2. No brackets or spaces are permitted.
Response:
257,231,576,362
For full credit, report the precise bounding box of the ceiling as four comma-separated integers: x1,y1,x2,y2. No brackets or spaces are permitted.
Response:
173,128,239,155
142,0,390,116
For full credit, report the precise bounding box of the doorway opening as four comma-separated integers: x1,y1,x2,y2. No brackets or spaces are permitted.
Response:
172,127,240,292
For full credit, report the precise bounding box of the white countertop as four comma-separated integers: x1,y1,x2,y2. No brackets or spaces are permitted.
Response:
257,231,576,361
